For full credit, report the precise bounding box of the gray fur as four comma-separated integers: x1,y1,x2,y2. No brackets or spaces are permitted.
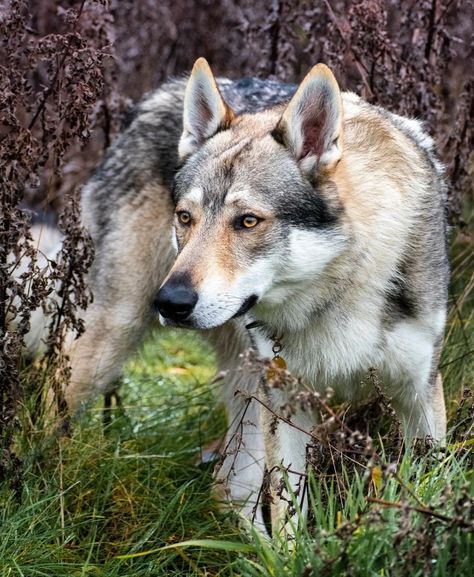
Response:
85,76,297,248
61,66,449,535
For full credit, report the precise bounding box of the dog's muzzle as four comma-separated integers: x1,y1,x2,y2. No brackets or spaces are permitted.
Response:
232,294,258,318
154,280,198,323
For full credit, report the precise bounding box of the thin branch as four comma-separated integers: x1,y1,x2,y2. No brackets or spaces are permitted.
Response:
322,0,373,98
367,497,473,529
28,0,87,131
439,348,474,369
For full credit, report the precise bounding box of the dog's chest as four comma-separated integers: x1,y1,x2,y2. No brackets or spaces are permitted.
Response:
251,314,382,397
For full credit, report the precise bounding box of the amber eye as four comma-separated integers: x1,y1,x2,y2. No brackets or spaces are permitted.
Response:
177,211,191,225
240,215,260,229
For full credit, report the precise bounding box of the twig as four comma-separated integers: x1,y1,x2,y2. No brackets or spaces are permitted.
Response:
367,497,472,529
322,0,373,98
244,393,316,441
393,472,428,510
269,0,283,76
424,0,438,61
439,348,474,369
28,0,87,131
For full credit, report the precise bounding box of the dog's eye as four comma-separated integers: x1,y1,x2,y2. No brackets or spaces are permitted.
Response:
177,211,191,225
239,215,260,229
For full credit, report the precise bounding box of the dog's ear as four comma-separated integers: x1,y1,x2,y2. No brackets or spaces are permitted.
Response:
274,64,343,174
179,57,235,160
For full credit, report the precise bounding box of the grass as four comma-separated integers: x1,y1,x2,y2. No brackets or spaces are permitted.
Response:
1,224,473,576
1,330,238,576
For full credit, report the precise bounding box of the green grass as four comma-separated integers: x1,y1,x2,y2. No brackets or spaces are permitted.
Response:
1,330,240,576
1,226,473,576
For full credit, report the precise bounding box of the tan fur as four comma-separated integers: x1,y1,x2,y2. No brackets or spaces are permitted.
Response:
433,372,447,438
66,184,175,409
171,194,277,288
55,61,448,538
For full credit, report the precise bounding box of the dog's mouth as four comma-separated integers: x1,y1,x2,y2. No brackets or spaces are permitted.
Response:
231,294,258,319
157,293,259,329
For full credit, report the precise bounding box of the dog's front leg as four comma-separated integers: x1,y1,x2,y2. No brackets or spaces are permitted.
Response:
214,375,269,534
207,323,272,533
261,390,315,539
391,370,446,442
383,326,447,443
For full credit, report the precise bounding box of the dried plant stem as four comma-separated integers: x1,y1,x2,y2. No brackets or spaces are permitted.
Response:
367,497,473,529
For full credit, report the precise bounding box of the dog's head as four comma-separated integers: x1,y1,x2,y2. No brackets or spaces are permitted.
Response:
156,58,348,330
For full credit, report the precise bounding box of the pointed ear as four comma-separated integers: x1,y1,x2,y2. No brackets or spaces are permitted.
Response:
274,64,343,174
179,58,235,160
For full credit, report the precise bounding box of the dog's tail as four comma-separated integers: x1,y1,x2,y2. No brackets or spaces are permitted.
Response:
11,208,63,358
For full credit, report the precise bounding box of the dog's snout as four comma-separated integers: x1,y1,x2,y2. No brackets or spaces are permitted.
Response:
155,281,198,322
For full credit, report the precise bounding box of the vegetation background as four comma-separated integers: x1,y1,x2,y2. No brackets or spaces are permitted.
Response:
1,0,473,575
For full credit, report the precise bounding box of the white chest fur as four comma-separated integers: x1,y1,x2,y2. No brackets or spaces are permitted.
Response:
250,314,380,399
249,303,443,403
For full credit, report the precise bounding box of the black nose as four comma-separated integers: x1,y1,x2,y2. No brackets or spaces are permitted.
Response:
155,281,198,322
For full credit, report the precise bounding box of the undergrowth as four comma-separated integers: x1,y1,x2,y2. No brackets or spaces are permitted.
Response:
1,2,473,575
1,225,473,576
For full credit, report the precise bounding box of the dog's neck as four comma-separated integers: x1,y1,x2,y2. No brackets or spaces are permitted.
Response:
247,286,339,335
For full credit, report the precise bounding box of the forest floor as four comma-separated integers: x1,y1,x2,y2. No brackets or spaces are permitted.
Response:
1,225,473,577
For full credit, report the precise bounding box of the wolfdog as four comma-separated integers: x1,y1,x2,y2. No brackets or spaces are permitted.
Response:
61,58,448,534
